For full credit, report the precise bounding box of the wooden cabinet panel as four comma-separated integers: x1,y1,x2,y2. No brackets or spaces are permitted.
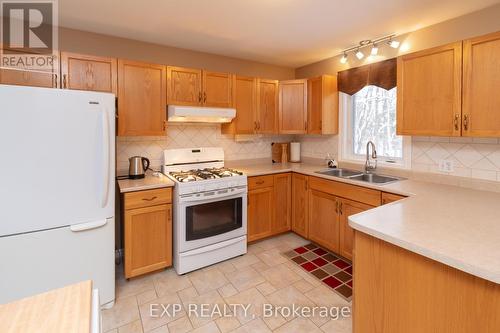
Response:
118,59,167,136
279,79,307,134
257,79,279,134
307,75,338,134
0,68,57,88
248,175,274,190
222,76,256,134
338,198,372,261
167,66,202,106
463,31,500,137
273,173,291,234
124,188,172,210
308,189,339,252
381,192,406,205
60,52,117,93
308,176,381,206
202,71,232,107
397,42,462,136
124,203,172,278
248,186,274,242
292,173,308,238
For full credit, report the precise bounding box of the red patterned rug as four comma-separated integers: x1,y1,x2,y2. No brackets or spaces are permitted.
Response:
283,243,353,301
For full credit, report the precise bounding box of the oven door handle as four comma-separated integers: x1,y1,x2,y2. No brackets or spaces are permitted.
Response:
180,187,247,202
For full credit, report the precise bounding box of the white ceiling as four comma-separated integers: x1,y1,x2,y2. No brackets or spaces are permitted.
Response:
59,0,499,68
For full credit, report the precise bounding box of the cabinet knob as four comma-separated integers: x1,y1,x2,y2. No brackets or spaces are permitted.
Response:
463,114,469,131
63,74,67,89
203,92,207,103
454,114,460,131
142,196,157,202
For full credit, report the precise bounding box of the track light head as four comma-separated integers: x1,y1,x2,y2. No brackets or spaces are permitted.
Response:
370,43,378,56
340,52,348,64
388,39,400,49
355,49,364,60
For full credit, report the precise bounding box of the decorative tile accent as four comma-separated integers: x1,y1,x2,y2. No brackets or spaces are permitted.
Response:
286,243,353,301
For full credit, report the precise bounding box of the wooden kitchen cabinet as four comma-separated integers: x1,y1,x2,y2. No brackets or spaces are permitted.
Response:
292,173,309,238
221,75,257,135
397,42,462,137
257,79,279,134
248,185,274,242
338,198,373,260
279,79,308,134
123,188,172,279
307,75,338,134
202,70,232,107
272,173,292,234
308,189,339,252
60,52,117,94
381,192,406,205
166,66,202,106
462,31,500,137
117,59,167,136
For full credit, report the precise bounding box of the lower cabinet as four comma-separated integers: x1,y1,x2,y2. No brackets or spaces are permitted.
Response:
291,173,309,238
308,189,340,252
248,173,292,242
381,192,407,204
338,198,373,260
122,188,172,278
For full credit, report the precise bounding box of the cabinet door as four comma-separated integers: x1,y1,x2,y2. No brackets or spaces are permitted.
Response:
222,76,256,134
273,173,291,234
292,173,308,238
463,31,500,137
202,71,232,107
381,192,406,205
339,199,372,260
60,52,117,93
307,75,338,134
397,42,462,136
118,59,167,136
167,66,202,106
248,187,274,242
0,68,57,88
124,204,172,278
257,79,279,134
279,79,308,134
308,189,339,252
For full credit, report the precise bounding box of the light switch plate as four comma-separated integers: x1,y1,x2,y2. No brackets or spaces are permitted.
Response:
438,159,454,173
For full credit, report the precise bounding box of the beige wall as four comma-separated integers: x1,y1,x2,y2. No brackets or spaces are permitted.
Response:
295,3,500,78
58,27,295,80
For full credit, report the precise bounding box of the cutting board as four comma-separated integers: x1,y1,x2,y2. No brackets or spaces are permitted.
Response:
271,142,290,163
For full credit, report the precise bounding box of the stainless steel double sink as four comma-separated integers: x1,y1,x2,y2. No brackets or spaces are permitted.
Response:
315,168,402,184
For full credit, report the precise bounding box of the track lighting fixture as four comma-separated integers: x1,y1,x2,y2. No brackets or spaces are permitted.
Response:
388,38,400,49
340,52,347,64
355,49,364,60
370,43,378,56
338,34,402,63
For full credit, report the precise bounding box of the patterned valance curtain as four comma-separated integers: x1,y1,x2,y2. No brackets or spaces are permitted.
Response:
338,58,397,95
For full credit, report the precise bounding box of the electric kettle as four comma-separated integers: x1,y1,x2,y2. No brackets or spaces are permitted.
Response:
128,156,150,179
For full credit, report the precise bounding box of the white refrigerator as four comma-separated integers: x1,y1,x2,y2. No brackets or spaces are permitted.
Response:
0,84,116,307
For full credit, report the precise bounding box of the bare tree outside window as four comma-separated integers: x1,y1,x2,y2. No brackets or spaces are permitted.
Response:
352,86,402,159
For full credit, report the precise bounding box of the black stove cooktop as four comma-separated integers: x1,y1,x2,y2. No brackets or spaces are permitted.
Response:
169,167,243,182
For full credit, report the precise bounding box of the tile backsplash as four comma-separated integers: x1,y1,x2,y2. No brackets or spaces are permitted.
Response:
116,124,292,171
117,124,500,182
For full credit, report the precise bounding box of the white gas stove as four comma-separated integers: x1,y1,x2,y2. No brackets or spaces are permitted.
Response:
162,147,248,274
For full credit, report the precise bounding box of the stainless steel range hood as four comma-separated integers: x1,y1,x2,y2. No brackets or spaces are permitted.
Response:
167,105,236,123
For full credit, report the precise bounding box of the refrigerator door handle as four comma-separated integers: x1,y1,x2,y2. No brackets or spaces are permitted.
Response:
70,219,108,232
101,109,110,208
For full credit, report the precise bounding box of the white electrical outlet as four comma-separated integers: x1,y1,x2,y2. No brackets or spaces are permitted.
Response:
438,159,454,173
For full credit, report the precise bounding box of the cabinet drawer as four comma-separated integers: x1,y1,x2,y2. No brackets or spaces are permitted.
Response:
248,175,274,190
124,188,172,210
381,192,407,204
309,176,381,206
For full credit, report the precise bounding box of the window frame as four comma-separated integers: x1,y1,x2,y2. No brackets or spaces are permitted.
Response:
338,90,412,170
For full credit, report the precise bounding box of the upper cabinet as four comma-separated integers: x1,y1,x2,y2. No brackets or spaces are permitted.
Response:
60,52,117,94
257,79,279,134
222,75,257,135
397,42,462,137
462,31,500,137
117,59,167,136
202,71,232,107
279,79,308,134
166,66,232,107
307,75,338,135
167,66,202,106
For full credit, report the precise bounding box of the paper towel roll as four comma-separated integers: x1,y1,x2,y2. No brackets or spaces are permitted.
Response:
290,142,301,162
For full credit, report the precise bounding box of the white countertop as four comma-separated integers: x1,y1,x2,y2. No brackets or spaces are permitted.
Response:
117,171,174,193
228,161,500,284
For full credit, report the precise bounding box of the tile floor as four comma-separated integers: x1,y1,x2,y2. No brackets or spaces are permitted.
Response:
284,244,353,301
103,233,352,333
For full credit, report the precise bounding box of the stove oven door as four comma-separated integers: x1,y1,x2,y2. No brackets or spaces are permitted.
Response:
176,186,247,252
